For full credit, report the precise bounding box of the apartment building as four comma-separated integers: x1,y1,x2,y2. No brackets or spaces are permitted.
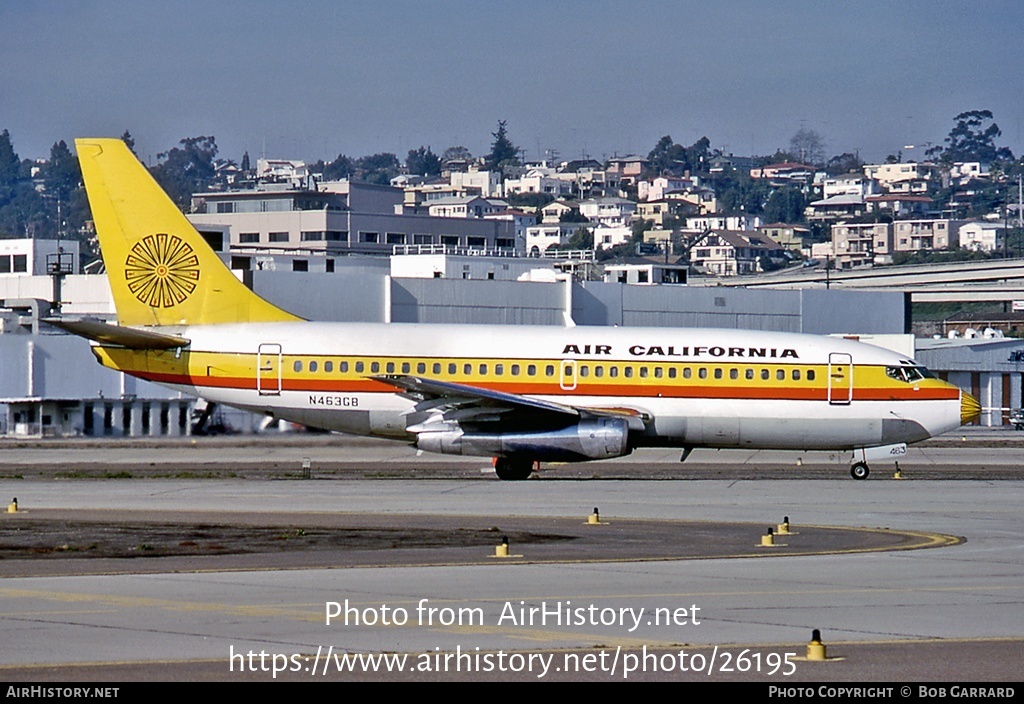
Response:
189,180,518,255
688,230,785,276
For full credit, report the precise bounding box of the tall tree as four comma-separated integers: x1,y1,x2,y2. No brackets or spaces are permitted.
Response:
937,110,1015,164
0,129,21,207
442,146,472,164
685,136,712,175
322,153,355,180
355,153,400,185
0,130,53,238
120,131,137,156
646,135,686,176
826,152,863,176
789,127,826,165
645,135,712,177
712,168,770,216
406,146,442,176
150,136,219,209
41,140,81,205
487,120,520,171
763,187,806,223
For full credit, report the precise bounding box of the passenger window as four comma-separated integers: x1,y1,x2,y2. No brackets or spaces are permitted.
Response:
401,362,410,373
714,368,723,380
653,368,663,378
580,366,589,377
371,362,380,373
683,368,691,379
309,361,318,373
433,363,441,374
624,367,633,378
479,364,488,375
698,368,707,379
464,363,472,375
761,369,769,380
545,365,555,377
595,366,604,378
355,361,364,373
495,364,504,375
293,360,303,372
745,368,754,380
807,369,816,381
340,361,349,373
609,367,619,378
528,364,537,376
418,362,427,374
386,362,395,373
511,364,520,375
448,363,457,374
668,368,676,379
324,361,333,373
730,368,738,380
792,369,801,380
776,369,785,381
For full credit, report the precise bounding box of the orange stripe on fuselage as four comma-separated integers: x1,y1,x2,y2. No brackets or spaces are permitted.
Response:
129,370,959,403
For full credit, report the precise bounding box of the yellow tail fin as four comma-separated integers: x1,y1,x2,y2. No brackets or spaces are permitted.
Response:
76,138,301,327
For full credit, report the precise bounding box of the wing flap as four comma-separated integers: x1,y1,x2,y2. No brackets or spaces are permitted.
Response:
373,374,651,432
373,375,581,419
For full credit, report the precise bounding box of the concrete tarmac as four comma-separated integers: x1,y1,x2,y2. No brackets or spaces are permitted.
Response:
0,432,1022,682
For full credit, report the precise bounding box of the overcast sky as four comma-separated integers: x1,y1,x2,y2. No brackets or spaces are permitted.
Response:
2,0,1022,167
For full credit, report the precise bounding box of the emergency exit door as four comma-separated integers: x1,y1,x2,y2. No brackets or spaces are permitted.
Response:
257,343,282,396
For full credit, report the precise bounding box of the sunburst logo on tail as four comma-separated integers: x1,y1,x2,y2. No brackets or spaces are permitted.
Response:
124,234,200,307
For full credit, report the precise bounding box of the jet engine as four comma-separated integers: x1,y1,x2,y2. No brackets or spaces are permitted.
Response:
415,416,631,462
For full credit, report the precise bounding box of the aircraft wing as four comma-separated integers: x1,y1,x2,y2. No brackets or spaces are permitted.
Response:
372,374,648,431
373,374,579,426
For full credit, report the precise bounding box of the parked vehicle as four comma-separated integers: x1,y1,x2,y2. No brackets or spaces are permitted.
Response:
1010,408,1024,431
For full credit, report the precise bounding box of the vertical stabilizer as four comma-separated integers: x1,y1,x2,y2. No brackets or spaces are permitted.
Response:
75,138,301,327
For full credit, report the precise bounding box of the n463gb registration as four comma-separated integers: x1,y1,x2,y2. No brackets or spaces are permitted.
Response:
309,395,358,407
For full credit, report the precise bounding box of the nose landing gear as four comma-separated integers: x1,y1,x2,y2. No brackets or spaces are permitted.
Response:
850,462,870,480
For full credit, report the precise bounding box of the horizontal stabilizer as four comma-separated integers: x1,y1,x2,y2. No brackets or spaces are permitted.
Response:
43,318,190,350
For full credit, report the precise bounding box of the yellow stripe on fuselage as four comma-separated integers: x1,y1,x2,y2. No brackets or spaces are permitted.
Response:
92,347,959,403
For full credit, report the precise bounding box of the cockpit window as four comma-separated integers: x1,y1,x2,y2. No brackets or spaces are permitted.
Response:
886,367,908,382
886,366,932,383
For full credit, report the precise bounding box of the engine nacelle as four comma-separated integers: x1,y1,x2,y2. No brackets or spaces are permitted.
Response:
416,417,631,462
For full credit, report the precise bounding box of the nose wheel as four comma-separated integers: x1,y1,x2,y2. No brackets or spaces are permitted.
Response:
850,462,870,480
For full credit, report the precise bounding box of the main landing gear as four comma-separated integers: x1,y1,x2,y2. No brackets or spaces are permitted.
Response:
493,457,537,481
850,462,870,480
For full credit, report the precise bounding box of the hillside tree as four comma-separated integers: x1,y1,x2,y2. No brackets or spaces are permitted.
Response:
487,120,520,171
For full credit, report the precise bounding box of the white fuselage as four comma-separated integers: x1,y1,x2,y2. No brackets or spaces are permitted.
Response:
108,321,966,453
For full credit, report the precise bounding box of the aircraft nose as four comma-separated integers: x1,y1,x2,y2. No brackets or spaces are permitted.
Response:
960,390,981,426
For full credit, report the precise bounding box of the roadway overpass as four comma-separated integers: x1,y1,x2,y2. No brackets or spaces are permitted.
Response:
700,257,1024,303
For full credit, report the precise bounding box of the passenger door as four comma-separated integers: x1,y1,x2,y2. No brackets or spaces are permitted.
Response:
828,352,853,405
